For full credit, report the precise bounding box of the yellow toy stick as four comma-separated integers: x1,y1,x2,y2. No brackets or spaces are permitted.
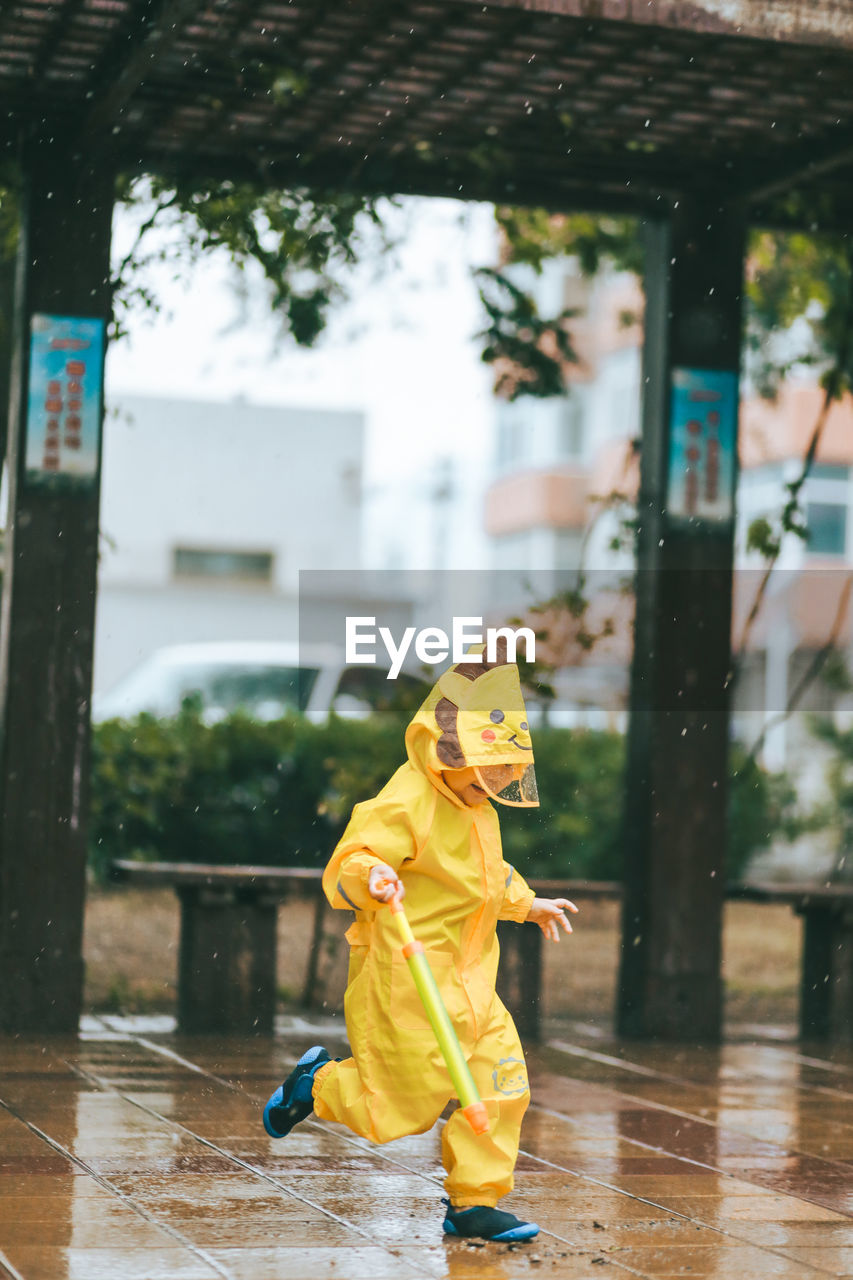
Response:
381,883,489,1135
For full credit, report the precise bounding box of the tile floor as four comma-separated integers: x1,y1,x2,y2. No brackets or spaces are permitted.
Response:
0,1017,851,1278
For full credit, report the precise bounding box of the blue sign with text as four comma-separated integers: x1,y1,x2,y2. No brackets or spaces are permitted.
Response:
26,313,105,488
667,367,738,525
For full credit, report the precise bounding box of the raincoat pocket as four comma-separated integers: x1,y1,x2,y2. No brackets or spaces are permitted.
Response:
344,919,372,986
345,921,372,948
389,948,459,1032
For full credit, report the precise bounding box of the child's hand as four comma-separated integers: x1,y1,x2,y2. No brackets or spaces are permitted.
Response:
368,864,405,904
526,897,578,941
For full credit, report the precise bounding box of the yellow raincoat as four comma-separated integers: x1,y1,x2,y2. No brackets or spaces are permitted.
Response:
312,652,537,1208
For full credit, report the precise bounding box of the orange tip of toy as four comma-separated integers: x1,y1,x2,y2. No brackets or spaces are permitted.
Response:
462,1101,489,1135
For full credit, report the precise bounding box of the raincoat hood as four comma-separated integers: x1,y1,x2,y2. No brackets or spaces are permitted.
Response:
404,645,538,808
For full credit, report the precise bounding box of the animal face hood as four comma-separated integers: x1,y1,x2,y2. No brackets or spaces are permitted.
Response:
404,645,538,808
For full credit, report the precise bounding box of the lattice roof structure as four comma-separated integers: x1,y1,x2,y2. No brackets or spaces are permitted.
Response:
2,1,853,223
1,1,850,222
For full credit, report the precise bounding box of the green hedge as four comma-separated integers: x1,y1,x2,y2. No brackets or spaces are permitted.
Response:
89,709,793,884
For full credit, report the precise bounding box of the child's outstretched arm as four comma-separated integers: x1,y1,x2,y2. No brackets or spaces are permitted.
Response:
322,797,417,912
323,846,408,911
525,897,579,942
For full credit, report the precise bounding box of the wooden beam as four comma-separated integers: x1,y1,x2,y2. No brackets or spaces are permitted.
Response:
742,131,853,207
116,140,684,216
80,0,215,144
453,0,853,54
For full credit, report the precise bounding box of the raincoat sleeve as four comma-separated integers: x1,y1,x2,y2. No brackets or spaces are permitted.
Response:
499,862,536,923
322,793,419,913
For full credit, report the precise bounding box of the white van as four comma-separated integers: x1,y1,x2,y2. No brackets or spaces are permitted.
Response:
92,641,426,724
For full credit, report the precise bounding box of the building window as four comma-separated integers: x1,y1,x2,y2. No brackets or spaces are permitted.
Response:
609,383,638,440
741,461,786,487
496,415,511,466
173,547,274,582
558,396,583,458
805,503,847,556
809,464,849,482
492,530,531,572
554,528,583,570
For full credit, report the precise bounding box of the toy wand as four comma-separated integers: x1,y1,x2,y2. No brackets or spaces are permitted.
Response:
378,879,489,1135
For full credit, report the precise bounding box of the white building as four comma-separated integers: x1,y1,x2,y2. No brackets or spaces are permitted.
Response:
733,385,853,782
487,262,642,592
95,394,364,693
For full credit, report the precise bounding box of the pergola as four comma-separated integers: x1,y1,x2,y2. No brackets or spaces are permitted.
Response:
2,0,852,1039
5,0,853,214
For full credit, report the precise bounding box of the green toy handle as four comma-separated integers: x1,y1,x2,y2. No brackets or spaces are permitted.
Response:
380,882,489,1136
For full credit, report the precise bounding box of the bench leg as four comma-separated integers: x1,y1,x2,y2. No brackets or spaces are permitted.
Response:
497,922,542,1043
799,905,853,1043
301,890,328,1008
178,887,278,1034
829,910,853,1045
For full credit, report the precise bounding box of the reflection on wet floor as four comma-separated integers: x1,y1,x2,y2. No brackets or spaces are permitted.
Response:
1,1020,852,1278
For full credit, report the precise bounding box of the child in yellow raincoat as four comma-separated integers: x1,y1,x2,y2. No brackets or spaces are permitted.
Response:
262,646,576,1242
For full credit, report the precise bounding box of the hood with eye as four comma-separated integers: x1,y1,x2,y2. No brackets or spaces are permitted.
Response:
434,663,533,769
403,644,537,807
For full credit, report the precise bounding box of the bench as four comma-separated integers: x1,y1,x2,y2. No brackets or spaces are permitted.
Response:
110,861,323,1034
505,878,853,1042
110,860,853,1041
726,880,853,1041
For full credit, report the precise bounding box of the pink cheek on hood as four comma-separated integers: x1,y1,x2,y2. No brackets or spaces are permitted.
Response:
481,729,496,742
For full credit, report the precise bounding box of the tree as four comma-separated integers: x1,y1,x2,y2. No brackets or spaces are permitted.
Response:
110,175,395,346
0,166,396,473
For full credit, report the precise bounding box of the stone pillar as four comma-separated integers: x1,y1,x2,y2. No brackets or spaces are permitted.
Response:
617,198,746,1040
0,135,114,1032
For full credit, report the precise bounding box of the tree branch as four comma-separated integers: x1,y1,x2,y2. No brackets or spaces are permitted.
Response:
736,240,853,660
111,190,181,293
744,574,853,767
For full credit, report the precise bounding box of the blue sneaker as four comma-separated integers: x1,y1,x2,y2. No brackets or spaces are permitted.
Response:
442,1198,539,1242
262,1045,330,1138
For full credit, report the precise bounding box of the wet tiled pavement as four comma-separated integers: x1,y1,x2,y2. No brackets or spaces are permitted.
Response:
1,1018,852,1278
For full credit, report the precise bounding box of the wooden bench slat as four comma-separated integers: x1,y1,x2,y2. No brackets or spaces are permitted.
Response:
111,860,853,908
110,859,323,892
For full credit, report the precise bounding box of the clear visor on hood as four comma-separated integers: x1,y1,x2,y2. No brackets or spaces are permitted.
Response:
474,762,539,808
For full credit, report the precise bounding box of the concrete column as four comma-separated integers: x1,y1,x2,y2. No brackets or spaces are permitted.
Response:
0,135,114,1032
617,198,746,1041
